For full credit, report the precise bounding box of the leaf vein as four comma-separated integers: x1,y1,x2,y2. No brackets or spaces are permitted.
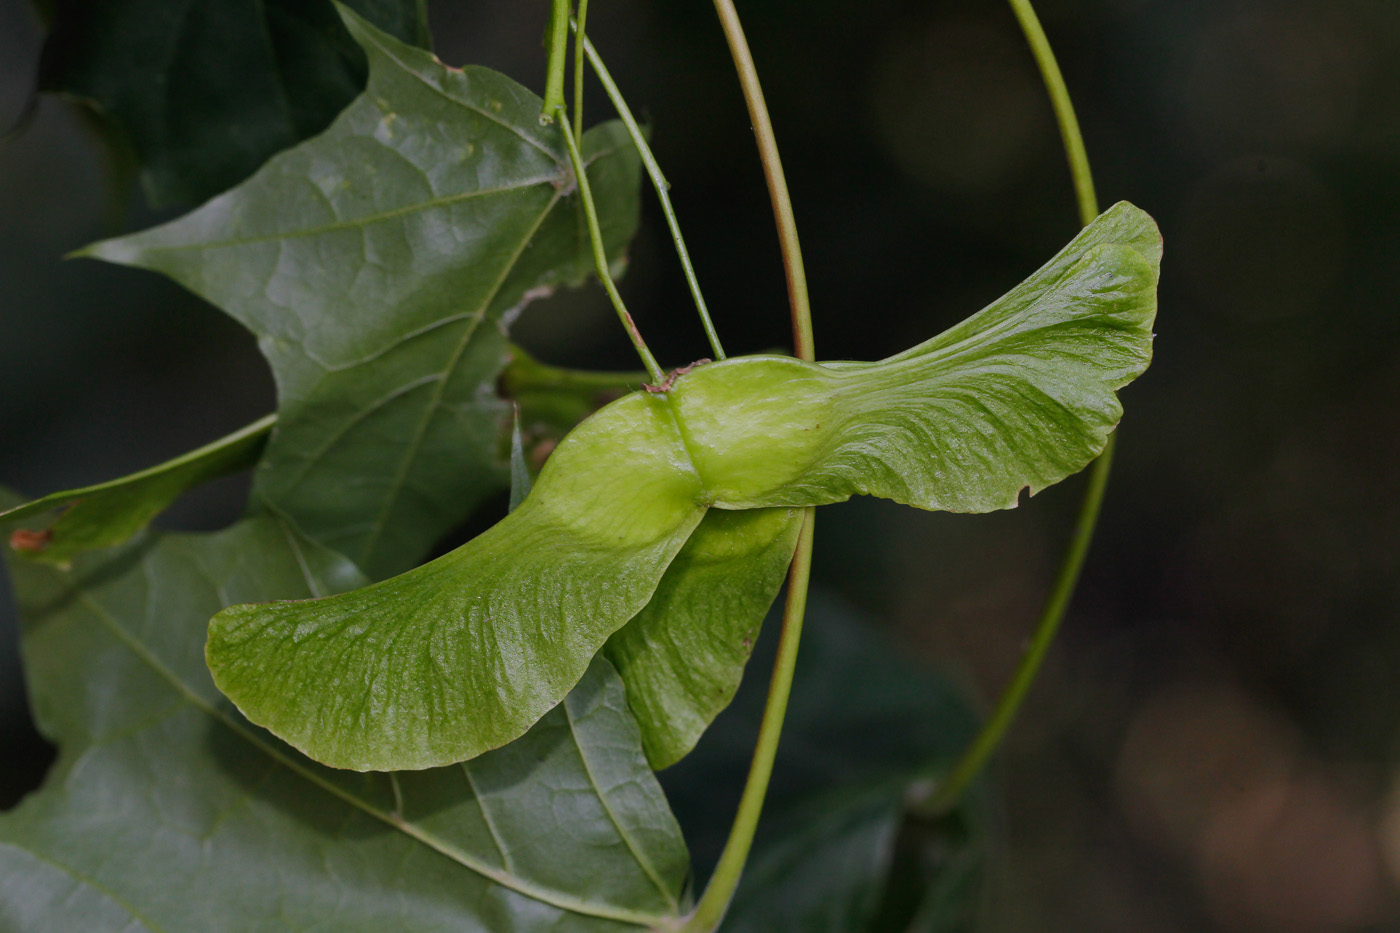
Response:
562,699,680,914
70,587,666,926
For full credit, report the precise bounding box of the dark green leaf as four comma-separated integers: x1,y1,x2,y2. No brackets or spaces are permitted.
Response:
80,9,645,580
0,510,689,930
663,595,987,932
39,0,429,207
605,507,801,770
0,414,273,566
721,787,904,933
727,787,986,933
207,392,708,771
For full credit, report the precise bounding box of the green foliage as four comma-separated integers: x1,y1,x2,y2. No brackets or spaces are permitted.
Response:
0,414,271,566
723,788,908,933
202,201,1158,775
39,0,429,207
81,9,644,580
5,3,1161,929
664,596,987,932
0,506,689,931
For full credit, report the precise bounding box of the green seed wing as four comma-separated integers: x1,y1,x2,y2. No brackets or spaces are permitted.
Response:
676,201,1160,514
205,202,1159,773
207,393,707,771
606,506,802,770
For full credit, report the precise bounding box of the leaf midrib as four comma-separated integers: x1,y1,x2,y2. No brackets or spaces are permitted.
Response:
348,187,565,565
70,574,672,928
563,698,681,915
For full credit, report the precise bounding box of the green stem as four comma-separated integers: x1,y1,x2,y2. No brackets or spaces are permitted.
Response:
557,118,666,384
919,436,1115,816
917,0,1109,818
542,0,570,121
413,0,432,49
681,510,815,933
1008,0,1098,228
571,0,589,141
579,32,727,360
500,344,647,394
710,0,814,361
680,3,817,930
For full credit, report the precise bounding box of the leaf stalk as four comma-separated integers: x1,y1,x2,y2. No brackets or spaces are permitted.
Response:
680,510,814,933
709,0,813,361
1009,0,1097,228
557,117,666,384
578,31,728,361
572,0,590,141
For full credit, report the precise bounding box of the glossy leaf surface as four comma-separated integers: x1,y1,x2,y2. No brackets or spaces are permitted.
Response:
0,506,689,931
605,506,801,770
39,0,429,207
0,414,272,566
81,10,645,579
208,393,708,771
206,201,1157,773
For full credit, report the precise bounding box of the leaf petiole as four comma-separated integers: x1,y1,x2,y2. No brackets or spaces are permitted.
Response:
557,117,666,385
709,0,813,361
572,0,589,141
577,29,727,361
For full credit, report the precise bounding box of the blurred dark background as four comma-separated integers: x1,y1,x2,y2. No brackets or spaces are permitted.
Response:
3,0,1399,929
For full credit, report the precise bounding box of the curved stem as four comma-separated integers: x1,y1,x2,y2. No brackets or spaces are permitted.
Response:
557,117,666,385
680,3,817,930
1008,0,1098,228
578,32,727,360
571,0,589,141
709,0,814,361
918,0,1109,818
681,510,815,933
919,436,1115,815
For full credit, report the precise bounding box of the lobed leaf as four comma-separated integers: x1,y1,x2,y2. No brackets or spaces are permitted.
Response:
207,393,708,771
0,414,273,566
39,0,430,207
0,505,689,931
80,9,645,579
